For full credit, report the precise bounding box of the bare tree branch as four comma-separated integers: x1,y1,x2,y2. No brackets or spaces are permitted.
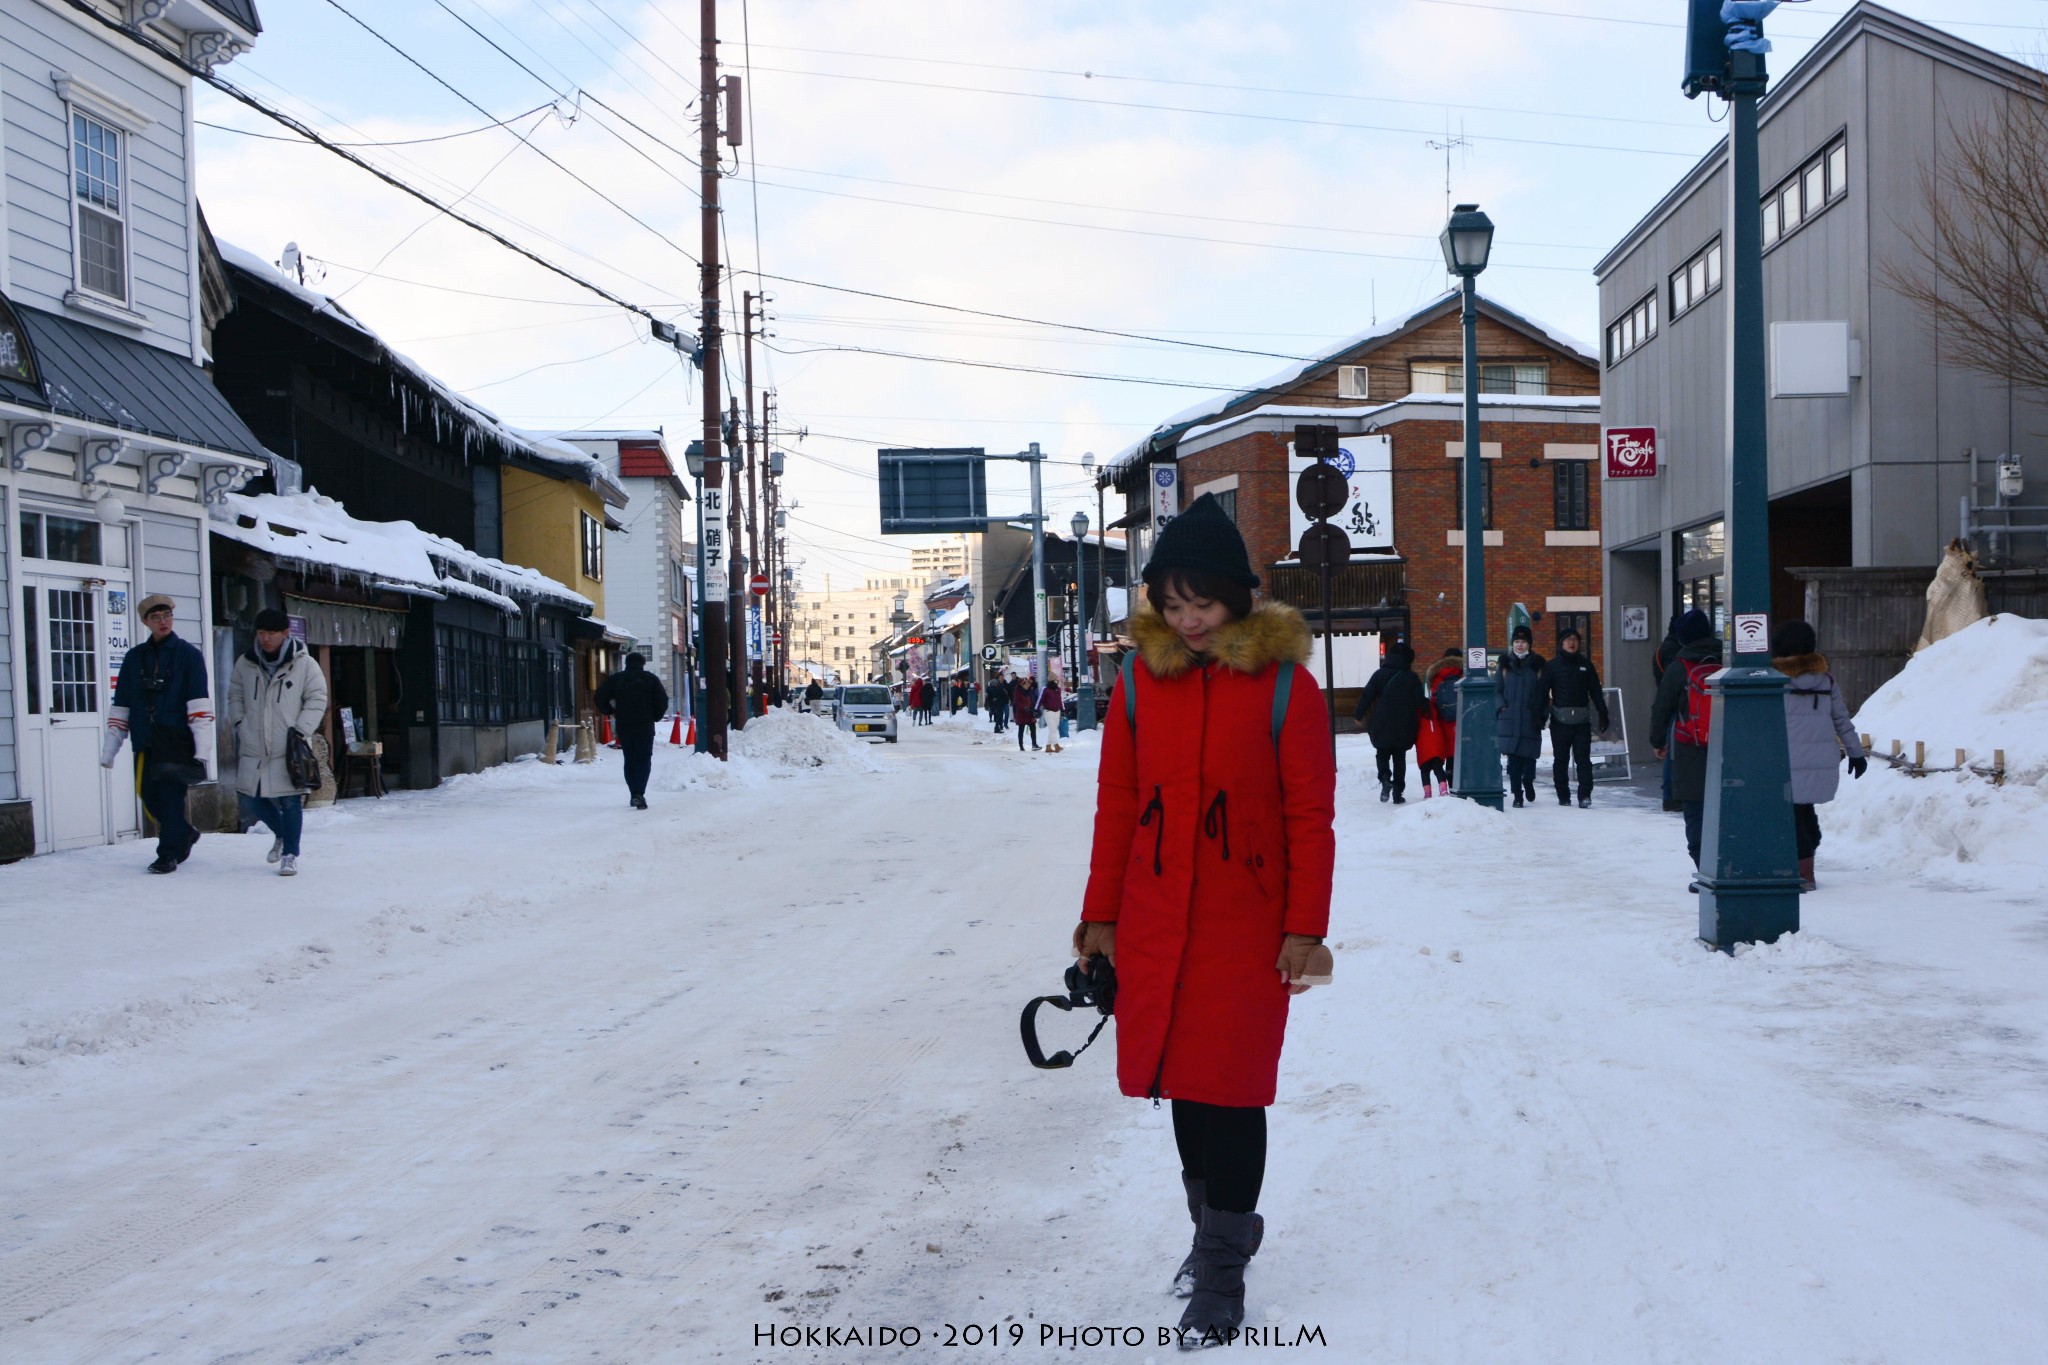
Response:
1882,69,2048,398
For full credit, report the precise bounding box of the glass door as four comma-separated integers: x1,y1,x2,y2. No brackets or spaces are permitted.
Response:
18,574,135,851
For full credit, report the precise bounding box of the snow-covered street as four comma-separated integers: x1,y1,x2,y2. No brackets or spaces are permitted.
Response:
3,708,2046,1364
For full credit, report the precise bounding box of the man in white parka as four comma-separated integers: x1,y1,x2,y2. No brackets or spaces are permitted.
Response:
228,608,330,876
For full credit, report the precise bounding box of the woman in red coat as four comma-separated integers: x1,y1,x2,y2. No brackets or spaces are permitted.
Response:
1415,653,1462,797
1074,494,1335,1343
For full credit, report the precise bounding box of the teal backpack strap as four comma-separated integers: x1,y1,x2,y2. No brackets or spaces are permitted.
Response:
1270,661,1296,748
1121,652,1138,732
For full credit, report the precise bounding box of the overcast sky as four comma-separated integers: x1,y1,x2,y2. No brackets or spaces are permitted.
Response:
194,0,2047,587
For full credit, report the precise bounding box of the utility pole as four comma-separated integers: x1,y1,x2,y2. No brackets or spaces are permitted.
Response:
1027,443,1049,696
696,0,729,759
742,291,764,714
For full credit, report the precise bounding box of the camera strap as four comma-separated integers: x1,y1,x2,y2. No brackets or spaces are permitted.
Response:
1020,995,1109,1070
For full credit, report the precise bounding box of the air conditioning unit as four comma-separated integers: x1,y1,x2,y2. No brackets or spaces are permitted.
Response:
1338,365,1370,399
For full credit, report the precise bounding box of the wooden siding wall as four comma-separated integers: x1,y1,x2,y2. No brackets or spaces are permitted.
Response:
1,3,195,356
137,509,204,627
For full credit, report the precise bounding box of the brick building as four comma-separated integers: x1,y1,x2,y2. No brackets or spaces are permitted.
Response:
1101,292,1604,708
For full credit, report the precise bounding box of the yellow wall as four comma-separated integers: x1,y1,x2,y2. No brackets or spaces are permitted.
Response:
500,467,607,615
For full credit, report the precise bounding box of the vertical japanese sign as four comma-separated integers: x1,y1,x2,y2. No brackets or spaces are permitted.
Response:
1150,465,1180,529
700,487,728,598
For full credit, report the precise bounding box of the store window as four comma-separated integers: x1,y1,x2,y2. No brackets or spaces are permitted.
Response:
20,510,103,565
1553,461,1590,531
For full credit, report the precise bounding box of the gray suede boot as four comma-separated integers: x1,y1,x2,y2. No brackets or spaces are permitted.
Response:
1171,1175,1205,1297
1176,1206,1263,1348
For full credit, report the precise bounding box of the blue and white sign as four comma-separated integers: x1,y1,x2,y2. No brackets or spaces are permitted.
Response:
1150,465,1180,529
1289,435,1393,554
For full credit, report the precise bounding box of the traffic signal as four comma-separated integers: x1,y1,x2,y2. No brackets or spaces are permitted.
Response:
1294,423,1340,462
1683,0,1730,99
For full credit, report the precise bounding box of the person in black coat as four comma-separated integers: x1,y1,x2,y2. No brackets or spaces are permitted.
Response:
987,674,1010,732
1649,610,1721,868
103,594,215,873
1354,642,1424,803
594,653,671,809
1494,625,1548,807
1653,610,1686,810
1541,627,1610,808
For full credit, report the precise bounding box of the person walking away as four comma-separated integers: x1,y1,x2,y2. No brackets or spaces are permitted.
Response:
1043,676,1067,747
925,676,940,724
1650,609,1721,872
1654,611,1685,811
594,652,670,809
1011,673,1040,750
102,595,214,873
803,678,824,713
987,674,1010,733
1542,627,1609,808
1772,621,1867,891
1495,626,1548,808
1353,642,1423,803
1075,493,1336,1345
227,608,330,875
1416,651,1461,797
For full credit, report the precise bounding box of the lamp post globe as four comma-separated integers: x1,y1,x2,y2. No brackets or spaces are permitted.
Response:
1444,203,1505,810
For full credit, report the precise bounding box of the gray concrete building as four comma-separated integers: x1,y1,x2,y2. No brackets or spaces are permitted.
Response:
1595,2,2046,744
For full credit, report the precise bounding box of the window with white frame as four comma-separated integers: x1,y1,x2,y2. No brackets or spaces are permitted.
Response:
1605,291,1657,366
1762,135,1848,249
1337,365,1370,399
72,109,128,304
1669,237,1723,320
1410,360,1550,394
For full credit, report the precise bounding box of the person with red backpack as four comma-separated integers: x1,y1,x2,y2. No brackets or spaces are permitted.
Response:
1650,609,1721,870
1416,652,1461,797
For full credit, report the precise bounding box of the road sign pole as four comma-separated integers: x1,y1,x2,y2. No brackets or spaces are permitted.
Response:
1029,442,1049,695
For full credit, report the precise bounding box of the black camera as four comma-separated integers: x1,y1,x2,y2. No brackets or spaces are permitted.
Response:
1064,953,1117,1015
1021,953,1116,1070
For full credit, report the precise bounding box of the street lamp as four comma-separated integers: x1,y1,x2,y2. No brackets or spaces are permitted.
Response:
962,585,979,714
1441,204,1505,811
1683,5,1801,948
1071,509,1097,729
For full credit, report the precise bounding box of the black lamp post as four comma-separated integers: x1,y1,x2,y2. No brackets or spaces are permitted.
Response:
1684,1,1801,948
1071,509,1096,729
1441,203,1505,810
683,439,710,752
962,585,978,714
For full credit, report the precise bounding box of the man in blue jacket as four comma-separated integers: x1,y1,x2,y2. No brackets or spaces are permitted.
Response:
102,594,214,872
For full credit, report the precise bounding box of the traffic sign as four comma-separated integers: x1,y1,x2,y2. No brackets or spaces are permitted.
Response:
749,572,769,596
1296,522,1352,567
1294,461,1348,520
981,644,999,661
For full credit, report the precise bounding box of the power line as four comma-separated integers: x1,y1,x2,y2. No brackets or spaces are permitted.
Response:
743,64,1705,159
58,0,677,329
197,102,558,146
741,40,1708,130
321,0,702,266
764,339,1249,391
744,175,1593,272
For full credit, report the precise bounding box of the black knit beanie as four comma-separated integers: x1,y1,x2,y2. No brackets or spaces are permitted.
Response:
1510,624,1533,644
1677,608,1713,644
1770,620,1817,657
1141,492,1259,589
253,607,290,633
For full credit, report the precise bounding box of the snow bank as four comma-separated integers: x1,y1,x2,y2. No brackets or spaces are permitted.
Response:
727,709,884,773
1826,614,2048,882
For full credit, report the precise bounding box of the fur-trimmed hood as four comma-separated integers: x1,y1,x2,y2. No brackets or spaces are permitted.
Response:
1129,601,1312,679
1773,651,1831,680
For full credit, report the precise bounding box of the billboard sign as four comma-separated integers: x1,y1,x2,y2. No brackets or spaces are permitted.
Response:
1289,435,1393,553
1604,427,1659,479
878,448,989,533
1151,464,1180,529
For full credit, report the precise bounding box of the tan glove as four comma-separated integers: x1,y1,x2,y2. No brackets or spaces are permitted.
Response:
1276,934,1334,994
1072,920,1117,966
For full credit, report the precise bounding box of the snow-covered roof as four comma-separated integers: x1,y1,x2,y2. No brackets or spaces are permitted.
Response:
213,490,593,615
218,242,627,506
1180,393,1602,447
1101,291,1599,485
933,601,970,630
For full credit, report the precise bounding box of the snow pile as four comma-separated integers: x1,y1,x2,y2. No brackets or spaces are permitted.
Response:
1826,614,2048,881
727,708,885,773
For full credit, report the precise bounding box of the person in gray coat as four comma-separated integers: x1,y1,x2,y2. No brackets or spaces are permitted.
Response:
228,609,330,875
1771,620,1867,891
1494,626,1548,807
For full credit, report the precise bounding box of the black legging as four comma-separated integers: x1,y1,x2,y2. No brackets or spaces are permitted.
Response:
1171,1100,1267,1214
1016,716,1038,749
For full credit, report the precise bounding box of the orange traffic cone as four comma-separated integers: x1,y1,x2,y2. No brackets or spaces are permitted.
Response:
600,714,613,746
685,716,697,747
670,712,684,745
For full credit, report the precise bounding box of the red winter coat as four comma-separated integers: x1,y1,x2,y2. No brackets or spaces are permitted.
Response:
1081,604,1336,1108
1010,683,1037,724
1415,658,1461,766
